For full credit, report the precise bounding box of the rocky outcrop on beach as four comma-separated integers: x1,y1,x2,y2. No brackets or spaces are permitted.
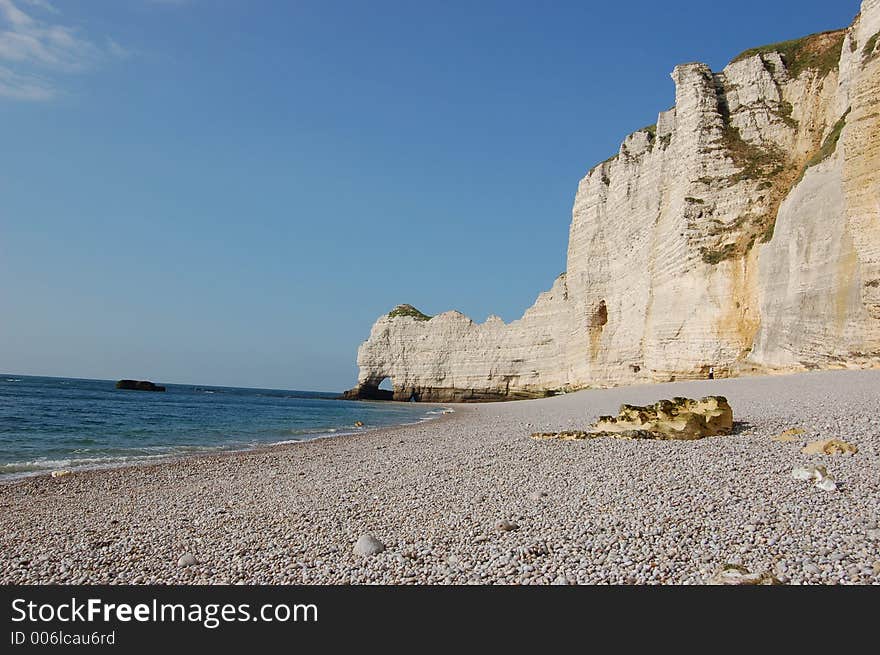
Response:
531,395,733,441
345,0,880,402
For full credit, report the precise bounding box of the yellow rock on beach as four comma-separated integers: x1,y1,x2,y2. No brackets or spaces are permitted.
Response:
532,396,733,441
802,439,858,456
772,428,805,442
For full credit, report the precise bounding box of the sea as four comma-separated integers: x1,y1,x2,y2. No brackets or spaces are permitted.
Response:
0,375,447,479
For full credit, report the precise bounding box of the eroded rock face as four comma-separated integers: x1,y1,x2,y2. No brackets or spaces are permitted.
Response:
531,396,733,441
594,396,733,439
346,1,880,402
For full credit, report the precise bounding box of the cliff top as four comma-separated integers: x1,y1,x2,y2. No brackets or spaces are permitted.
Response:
730,29,846,78
387,304,432,321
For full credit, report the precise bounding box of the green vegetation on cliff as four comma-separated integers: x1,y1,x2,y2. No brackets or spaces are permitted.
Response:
701,243,737,265
388,304,432,321
702,104,850,267
731,29,845,79
700,115,789,265
802,108,850,174
720,122,786,185
864,31,880,62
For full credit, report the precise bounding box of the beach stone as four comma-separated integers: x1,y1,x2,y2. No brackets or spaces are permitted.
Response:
533,396,733,441
867,529,880,541
802,439,858,456
522,541,549,557
706,564,779,585
772,428,805,442
495,520,519,532
354,534,385,557
791,466,814,481
803,562,821,575
814,478,838,492
177,553,198,567
792,465,829,483
552,574,574,585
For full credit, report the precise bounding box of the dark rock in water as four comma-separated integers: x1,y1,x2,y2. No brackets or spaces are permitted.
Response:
340,386,393,401
116,379,166,392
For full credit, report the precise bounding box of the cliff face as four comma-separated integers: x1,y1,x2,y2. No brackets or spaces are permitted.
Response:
346,1,880,402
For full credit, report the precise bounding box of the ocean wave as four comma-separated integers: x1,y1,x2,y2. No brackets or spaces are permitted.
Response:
269,427,351,446
267,438,307,446
423,407,454,416
0,444,234,478
0,388,454,479
294,427,337,434
1,459,77,473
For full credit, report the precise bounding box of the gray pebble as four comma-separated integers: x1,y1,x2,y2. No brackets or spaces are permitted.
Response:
177,553,198,567
354,534,385,557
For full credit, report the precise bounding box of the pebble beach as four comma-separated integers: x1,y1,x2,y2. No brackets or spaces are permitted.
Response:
2,369,879,585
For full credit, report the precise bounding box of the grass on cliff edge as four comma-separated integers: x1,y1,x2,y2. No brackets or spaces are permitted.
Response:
702,107,851,266
798,108,850,179
388,304,432,321
731,29,845,79
863,31,880,62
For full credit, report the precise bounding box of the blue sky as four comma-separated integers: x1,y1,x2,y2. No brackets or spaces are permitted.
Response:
0,0,860,391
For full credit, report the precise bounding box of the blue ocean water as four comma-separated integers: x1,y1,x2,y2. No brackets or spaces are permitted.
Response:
0,375,446,478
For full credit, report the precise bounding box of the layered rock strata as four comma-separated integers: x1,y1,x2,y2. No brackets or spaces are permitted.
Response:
345,1,880,402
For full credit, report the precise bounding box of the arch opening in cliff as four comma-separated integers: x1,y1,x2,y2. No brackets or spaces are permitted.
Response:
341,377,394,401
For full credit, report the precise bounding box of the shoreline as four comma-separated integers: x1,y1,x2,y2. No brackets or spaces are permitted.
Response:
2,369,878,584
0,401,456,485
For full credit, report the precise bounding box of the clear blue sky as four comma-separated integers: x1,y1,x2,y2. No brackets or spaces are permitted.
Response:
0,0,860,391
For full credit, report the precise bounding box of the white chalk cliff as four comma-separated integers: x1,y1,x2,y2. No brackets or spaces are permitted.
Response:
345,1,880,402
